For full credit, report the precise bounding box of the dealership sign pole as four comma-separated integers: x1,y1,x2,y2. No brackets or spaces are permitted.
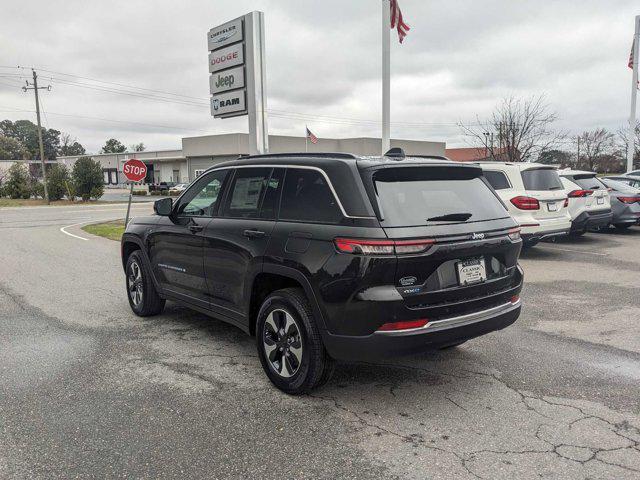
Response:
122,158,147,226
628,15,640,173
208,12,268,155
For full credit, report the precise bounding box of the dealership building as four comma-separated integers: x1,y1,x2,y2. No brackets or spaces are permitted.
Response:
56,133,446,187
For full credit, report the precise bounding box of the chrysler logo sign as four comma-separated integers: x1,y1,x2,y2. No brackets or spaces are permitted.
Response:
207,18,244,51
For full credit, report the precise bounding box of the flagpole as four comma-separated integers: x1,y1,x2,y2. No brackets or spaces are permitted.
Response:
627,15,640,173
382,0,391,155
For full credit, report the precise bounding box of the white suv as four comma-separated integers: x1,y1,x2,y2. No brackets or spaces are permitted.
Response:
557,170,612,235
478,162,571,246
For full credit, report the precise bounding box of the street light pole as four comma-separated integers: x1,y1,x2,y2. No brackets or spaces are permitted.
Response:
23,69,50,204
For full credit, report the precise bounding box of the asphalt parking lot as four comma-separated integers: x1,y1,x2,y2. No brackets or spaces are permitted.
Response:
1,205,639,479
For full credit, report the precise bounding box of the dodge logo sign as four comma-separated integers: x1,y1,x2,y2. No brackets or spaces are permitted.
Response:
208,43,244,73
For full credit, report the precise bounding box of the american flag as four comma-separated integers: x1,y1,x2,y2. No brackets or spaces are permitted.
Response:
390,0,410,44
630,41,635,69
306,127,318,144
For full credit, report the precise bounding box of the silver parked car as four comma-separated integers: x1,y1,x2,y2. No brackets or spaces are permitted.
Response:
599,178,640,230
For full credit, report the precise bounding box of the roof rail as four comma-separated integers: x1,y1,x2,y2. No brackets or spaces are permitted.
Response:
241,152,358,160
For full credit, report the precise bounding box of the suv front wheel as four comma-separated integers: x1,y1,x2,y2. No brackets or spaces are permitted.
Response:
256,288,334,394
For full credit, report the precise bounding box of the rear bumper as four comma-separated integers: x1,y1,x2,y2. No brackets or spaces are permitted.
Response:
571,210,613,232
322,300,521,361
522,228,569,245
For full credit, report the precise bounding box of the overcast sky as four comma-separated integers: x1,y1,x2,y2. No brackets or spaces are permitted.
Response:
0,0,638,153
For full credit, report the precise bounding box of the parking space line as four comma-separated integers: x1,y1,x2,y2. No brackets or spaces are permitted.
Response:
538,245,608,256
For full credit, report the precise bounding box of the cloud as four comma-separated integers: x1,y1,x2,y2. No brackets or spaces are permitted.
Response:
0,0,637,153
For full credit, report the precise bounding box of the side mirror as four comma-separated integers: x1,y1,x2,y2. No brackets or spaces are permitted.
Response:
154,197,173,216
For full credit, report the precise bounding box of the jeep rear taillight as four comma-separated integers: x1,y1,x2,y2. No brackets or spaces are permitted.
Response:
510,196,540,210
334,238,435,255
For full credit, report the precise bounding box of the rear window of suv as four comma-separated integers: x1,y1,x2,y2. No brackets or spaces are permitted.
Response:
569,175,606,190
371,167,508,227
521,168,563,191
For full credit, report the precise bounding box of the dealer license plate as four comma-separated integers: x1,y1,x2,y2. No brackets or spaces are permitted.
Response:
547,202,558,212
456,257,487,286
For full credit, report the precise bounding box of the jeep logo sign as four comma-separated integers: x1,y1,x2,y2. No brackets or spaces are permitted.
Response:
209,66,245,95
211,90,246,117
207,18,243,51
208,43,244,73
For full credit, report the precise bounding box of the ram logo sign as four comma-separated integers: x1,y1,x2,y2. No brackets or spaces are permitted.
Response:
210,90,246,117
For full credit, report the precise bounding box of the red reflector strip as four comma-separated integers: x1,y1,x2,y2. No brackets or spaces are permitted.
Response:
377,319,429,331
510,295,520,304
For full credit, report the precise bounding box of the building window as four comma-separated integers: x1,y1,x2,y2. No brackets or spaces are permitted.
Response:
194,169,206,178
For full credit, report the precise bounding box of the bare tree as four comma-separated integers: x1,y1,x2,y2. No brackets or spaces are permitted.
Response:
574,128,616,172
616,121,640,168
459,95,564,162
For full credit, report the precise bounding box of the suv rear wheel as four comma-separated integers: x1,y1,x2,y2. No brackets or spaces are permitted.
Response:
126,250,165,317
256,288,334,394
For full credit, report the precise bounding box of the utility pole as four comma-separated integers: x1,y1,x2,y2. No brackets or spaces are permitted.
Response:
22,69,51,204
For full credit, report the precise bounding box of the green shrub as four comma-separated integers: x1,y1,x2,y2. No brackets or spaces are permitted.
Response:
71,157,104,202
5,163,30,199
169,190,180,196
47,164,70,201
150,190,163,196
132,190,147,196
31,181,45,199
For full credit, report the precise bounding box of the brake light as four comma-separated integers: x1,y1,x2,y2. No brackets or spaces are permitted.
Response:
618,196,640,204
507,228,521,241
568,189,593,198
510,196,540,210
377,319,429,331
334,238,435,255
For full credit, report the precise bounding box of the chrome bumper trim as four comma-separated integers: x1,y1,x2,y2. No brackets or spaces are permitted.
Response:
375,299,521,336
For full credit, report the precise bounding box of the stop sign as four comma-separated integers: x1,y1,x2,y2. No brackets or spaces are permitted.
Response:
122,159,147,183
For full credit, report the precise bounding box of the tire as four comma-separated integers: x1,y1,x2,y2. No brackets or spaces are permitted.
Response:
125,250,165,317
614,224,631,231
570,229,587,237
439,340,467,350
256,288,334,394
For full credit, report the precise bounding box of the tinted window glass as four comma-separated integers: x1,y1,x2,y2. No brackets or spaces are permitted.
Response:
373,167,508,227
601,179,636,193
483,170,511,190
260,168,284,220
521,168,563,190
280,168,342,223
179,170,227,217
571,175,606,190
223,168,272,219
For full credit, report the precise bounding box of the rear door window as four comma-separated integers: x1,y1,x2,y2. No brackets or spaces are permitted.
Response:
570,175,606,190
279,168,342,224
483,170,511,190
222,167,272,219
372,167,509,227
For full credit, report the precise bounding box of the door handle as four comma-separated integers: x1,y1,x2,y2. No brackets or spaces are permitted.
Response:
243,229,266,239
189,225,204,233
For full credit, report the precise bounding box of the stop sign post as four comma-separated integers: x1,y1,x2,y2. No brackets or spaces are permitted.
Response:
123,159,148,226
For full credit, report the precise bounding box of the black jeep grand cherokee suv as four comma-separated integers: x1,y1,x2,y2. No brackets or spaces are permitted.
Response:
122,152,523,394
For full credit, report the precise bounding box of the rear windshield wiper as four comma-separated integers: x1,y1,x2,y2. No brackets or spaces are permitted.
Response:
426,213,473,222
